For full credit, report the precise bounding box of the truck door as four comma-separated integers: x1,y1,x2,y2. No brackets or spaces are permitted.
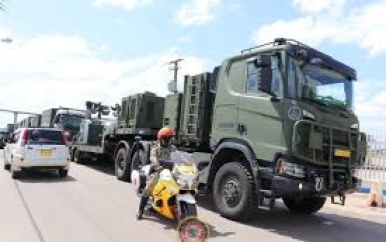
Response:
237,54,284,162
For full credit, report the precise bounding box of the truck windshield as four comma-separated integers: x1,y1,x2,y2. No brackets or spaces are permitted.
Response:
58,115,84,129
292,59,354,110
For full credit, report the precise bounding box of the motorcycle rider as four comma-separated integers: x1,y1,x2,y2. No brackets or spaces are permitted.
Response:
136,127,177,220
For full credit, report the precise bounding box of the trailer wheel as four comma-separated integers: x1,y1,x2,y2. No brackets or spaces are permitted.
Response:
73,149,82,164
115,148,131,181
212,161,258,221
282,196,326,215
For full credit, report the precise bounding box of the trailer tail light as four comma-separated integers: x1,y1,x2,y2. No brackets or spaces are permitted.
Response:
21,130,28,146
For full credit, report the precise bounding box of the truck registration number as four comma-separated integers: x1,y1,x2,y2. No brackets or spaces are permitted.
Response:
334,149,351,158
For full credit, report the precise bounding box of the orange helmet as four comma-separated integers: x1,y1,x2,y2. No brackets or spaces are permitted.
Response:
157,127,175,141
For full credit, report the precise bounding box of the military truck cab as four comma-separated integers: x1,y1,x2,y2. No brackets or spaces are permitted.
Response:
191,38,367,220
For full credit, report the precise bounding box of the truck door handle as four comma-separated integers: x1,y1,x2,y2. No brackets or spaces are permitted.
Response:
237,123,247,135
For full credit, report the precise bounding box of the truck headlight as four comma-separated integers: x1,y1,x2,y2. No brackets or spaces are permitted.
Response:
277,158,306,178
302,110,315,120
351,123,359,129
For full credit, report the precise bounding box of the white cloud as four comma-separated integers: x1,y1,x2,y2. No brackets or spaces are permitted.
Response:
252,0,386,57
0,31,209,127
355,86,386,134
252,16,336,47
177,36,192,43
251,0,386,134
93,0,155,11
292,0,347,15
176,0,221,27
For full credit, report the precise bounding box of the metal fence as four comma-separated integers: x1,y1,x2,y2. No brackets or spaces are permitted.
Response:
355,132,386,183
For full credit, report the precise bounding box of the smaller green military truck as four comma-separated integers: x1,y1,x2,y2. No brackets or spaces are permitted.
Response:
40,107,86,141
71,38,367,221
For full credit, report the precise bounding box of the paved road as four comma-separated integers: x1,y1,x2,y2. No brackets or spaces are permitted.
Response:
1,150,386,242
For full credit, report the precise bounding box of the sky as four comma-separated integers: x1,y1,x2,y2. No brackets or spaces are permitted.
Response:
0,0,385,135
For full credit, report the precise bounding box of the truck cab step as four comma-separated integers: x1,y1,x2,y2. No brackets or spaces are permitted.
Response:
258,190,276,210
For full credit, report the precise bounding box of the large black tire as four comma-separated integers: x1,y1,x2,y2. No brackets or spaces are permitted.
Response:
212,161,258,221
179,202,198,220
282,196,326,215
73,149,82,164
115,148,131,181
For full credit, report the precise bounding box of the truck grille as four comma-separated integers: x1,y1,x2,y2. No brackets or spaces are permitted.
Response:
292,120,366,167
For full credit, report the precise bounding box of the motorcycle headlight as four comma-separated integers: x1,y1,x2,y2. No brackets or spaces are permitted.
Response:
176,174,199,190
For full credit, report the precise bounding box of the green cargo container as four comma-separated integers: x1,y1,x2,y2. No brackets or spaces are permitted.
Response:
179,72,214,150
163,93,182,134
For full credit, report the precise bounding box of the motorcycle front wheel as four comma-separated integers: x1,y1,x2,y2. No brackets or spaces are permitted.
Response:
177,216,209,242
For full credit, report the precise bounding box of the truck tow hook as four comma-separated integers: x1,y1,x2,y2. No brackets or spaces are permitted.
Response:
331,194,346,206
315,177,324,192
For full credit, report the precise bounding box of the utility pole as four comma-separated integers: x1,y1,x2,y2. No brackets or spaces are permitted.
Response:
168,58,184,93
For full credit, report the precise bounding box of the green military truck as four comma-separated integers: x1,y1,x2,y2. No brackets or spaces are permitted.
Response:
71,38,367,221
41,107,86,141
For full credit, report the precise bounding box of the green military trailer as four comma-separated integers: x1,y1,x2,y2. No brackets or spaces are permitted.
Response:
71,38,368,221
68,92,165,178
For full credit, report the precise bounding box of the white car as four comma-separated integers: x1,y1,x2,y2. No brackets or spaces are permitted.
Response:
3,128,70,179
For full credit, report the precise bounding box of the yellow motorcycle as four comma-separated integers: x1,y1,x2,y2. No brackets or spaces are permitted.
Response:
132,151,209,242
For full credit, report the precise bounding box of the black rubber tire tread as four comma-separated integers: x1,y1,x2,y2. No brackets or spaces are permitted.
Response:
213,161,258,221
3,152,10,170
58,168,68,177
282,196,326,215
73,149,82,164
180,202,198,220
4,158,10,170
115,148,131,181
11,164,20,179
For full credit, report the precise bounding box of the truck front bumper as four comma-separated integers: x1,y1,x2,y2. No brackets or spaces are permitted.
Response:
268,173,360,197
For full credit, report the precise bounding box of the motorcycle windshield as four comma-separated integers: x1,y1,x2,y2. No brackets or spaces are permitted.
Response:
170,151,195,165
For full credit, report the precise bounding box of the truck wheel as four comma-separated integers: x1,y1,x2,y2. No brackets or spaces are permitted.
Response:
282,196,326,215
115,148,131,181
73,149,82,164
131,149,147,173
212,161,258,221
